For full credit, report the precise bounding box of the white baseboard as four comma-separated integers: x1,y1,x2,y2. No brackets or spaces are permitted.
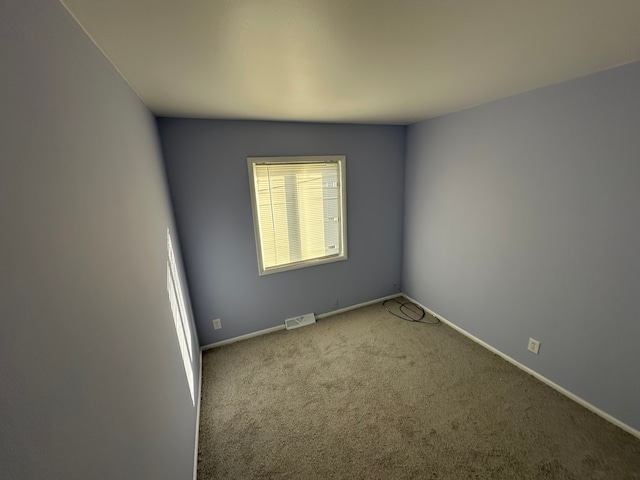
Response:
201,324,286,351
316,293,400,319
193,349,202,480
402,294,640,440
201,293,401,351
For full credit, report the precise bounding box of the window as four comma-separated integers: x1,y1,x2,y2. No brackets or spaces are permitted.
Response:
167,229,195,405
247,155,347,275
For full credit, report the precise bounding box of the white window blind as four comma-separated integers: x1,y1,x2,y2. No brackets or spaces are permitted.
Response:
248,156,347,275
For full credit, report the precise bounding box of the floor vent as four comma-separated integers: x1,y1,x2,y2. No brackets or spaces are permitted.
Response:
285,313,316,330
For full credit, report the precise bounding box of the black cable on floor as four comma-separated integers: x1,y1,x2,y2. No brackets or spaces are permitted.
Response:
383,297,440,325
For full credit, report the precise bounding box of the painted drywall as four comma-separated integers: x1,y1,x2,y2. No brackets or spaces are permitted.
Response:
157,119,405,345
0,1,199,478
403,61,640,431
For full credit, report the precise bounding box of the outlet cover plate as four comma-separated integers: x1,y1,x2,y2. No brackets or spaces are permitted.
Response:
528,337,540,354
213,318,222,330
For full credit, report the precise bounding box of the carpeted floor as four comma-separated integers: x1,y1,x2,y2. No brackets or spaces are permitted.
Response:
197,299,640,479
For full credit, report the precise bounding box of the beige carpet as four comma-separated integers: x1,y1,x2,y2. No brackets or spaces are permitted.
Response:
197,298,640,479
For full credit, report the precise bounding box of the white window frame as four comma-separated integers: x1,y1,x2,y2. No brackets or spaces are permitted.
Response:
247,155,348,276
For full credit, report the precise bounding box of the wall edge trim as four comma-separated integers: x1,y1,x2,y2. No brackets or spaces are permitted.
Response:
202,325,287,350
315,294,400,319
193,349,203,480
201,293,400,350
402,294,640,440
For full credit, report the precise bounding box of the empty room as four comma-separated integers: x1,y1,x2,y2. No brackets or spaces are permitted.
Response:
2,0,640,479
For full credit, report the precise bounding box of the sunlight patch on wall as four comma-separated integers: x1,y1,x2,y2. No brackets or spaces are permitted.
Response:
167,230,195,405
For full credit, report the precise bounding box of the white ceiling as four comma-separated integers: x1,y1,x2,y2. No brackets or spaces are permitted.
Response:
61,0,640,125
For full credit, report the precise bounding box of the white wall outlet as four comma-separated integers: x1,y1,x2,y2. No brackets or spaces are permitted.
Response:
528,337,541,355
212,318,222,330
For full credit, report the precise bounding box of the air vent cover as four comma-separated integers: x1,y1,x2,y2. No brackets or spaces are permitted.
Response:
285,313,316,330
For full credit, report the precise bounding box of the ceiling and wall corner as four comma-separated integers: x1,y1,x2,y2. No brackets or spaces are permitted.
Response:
61,0,640,125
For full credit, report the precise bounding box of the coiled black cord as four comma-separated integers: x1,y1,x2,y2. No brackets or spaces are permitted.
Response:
383,297,440,325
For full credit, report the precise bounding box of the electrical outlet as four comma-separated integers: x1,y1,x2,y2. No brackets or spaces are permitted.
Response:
212,318,222,330
528,338,540,355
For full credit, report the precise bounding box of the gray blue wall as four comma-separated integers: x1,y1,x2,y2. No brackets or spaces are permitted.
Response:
157,119,405,345
0,0,199,478
403,61,640,431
